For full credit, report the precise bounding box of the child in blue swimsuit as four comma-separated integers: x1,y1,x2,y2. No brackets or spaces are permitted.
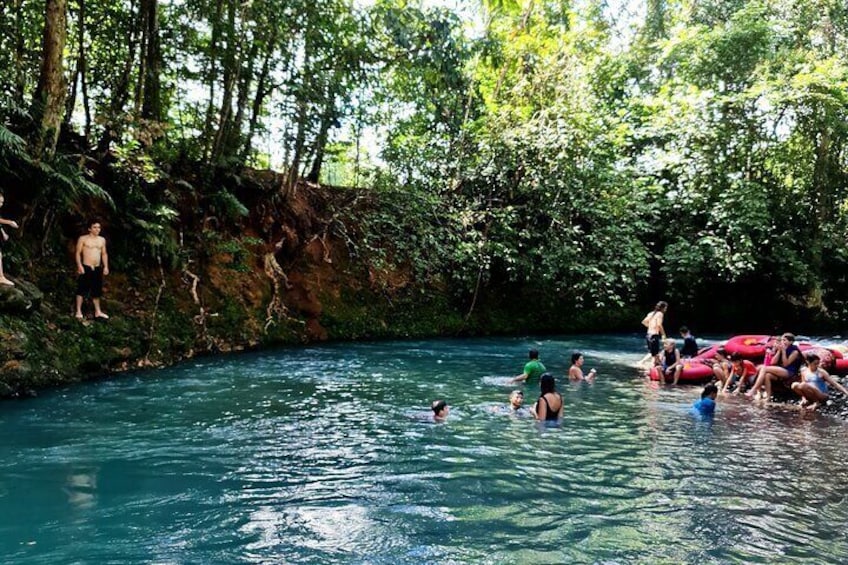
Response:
692,383,718,416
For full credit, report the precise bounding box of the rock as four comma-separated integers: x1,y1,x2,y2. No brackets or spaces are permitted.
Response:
0,330,28,359
0,280,44,315
0,381,14,397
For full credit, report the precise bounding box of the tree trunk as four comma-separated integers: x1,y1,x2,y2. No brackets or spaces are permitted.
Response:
32,0,68,160
140,0,162,122
80,0,91,141
306,98,335,183
287,97,309,189
241,25,279,162
287,30,313,190
64,0,90,140
133,1,148,116
211,0,241,164
224,38,258,162
202,0,225,159
97,0,140,155
12,0,27,106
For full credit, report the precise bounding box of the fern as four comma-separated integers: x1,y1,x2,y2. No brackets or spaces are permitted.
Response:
0,124,28,160
37,156,115,209
209,190,249,222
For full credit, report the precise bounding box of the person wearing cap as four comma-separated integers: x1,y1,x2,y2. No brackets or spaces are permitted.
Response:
431,400,449,421
510,348,546,385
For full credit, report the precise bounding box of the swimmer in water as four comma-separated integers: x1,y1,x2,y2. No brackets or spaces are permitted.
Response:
692,383,718,417
532,373,563,422
431,399,450,421
491,390,528,415
568,352,597,381
510,348,546,385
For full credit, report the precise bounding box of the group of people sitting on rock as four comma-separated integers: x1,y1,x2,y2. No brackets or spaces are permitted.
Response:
430,348,597,423
656,331,848,411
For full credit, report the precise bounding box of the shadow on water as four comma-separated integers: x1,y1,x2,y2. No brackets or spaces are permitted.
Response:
0,334,847,563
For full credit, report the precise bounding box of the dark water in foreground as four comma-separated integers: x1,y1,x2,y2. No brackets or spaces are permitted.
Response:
1,335,847,564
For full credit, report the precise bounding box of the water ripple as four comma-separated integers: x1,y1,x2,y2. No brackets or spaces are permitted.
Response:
1,335,848,563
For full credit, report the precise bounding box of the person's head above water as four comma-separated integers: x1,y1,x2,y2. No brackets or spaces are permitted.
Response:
655,301,668,312
509,390,524,409
528,348,539,360
571,352,583,365
702,383,718,399
540,373,557,395
431,399,449,419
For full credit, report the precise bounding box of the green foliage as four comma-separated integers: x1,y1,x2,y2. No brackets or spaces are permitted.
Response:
0,0,847,330
207,190,249,223
213,236,262,272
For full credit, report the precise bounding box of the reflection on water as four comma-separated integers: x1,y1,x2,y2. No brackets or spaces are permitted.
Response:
64,468,98,510
1,334,847,563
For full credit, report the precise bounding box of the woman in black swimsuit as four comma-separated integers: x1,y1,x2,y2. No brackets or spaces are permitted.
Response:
533,373,563,421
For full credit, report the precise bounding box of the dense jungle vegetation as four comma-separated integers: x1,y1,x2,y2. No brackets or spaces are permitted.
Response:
1,0,848,356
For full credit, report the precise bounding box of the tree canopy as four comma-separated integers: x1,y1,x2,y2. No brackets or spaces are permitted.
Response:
2,0,848,326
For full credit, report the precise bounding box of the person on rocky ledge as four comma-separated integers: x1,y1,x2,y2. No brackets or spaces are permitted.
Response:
74,220,110,321
0,192,19,286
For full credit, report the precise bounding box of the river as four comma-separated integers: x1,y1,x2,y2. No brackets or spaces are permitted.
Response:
1,335,847,563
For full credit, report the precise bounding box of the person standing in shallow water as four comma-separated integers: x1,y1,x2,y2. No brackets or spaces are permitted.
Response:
692,383,718,417
0,193,19,286
74,220,110,320
511,348,546,385
568,352,597,381
532,373,563,422
641,301,668,364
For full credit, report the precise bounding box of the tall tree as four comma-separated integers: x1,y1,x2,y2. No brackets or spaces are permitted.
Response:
32,0,68,159
140,0,162,122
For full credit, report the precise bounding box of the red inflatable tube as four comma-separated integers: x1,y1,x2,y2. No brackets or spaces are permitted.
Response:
649,361,715,384
833,358,848,374
797,344,837,370
724,335,771,359
691,345,719,363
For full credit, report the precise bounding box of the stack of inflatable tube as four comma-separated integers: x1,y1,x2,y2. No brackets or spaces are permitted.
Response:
723,335,771,359
647,336,848,382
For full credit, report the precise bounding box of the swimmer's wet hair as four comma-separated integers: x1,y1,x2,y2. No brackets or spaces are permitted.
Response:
431,400,447,414
702,383,719,398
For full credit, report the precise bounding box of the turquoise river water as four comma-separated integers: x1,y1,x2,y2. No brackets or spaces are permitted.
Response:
1,335,848,564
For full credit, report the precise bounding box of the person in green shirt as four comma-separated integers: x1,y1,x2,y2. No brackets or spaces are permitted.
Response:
511,348,546,385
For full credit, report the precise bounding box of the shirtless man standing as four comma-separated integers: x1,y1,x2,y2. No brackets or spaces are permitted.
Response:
74,220,109,320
